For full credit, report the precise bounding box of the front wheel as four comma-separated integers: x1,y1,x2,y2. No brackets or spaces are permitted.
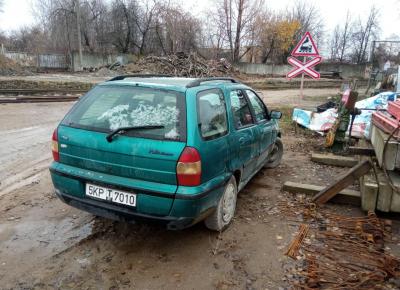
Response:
204,177,237,231
264,137,283,169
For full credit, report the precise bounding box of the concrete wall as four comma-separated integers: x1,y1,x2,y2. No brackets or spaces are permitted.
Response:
318,63,367,79
236,62,367,79
1,49,132,71
71,52,132,71
236,63,292,76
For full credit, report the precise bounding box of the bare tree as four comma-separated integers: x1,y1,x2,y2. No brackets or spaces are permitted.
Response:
214,0,264,62
286,1,324,47
329,12,353,62
351,6,380,64
338,12,352,62
329,25,341,61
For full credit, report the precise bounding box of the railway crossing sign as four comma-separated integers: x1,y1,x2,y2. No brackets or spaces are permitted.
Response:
286,56,322,79
286,32,322,99
291,32,319,57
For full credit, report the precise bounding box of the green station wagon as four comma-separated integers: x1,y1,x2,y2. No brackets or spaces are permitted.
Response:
50,76,283,231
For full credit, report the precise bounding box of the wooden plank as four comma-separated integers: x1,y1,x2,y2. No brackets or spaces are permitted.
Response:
312,160,372,205
348,146,375,156
282,181,360,206
311,152,358,167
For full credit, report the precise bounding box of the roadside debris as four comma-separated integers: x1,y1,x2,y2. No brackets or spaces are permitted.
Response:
292,91,397,138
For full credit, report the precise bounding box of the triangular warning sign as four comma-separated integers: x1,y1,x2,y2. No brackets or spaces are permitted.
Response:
291,32,319,57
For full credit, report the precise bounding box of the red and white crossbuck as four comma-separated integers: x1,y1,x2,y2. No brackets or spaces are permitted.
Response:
286,56,322,79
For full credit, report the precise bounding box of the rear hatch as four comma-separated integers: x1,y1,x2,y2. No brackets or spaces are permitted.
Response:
57,84,186,213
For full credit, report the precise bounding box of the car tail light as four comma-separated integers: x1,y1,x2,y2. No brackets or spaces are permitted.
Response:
52,128,59,162
177,147,201,186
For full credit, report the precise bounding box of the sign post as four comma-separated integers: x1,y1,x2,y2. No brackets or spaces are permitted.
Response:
300,56,306,99
286,32,322,100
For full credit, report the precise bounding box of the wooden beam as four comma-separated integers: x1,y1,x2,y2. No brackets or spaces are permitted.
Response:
311,153,358,167
282,181,360,206
312,160,372,205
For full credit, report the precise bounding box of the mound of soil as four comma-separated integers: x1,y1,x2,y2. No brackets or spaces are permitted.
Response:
0,54,31,76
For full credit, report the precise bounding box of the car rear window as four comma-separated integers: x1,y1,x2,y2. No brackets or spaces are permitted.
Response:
62,85,186,141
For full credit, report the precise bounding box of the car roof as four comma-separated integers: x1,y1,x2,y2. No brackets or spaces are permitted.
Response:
98,76,245,92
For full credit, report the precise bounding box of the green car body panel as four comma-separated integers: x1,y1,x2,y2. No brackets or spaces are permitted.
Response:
50,77,281,229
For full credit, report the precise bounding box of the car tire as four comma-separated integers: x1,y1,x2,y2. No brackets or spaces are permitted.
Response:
204,176,237,231
264,137,283,169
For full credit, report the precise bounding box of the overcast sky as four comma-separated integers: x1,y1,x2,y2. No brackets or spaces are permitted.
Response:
0,0,399,40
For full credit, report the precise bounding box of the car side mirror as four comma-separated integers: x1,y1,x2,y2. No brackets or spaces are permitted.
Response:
270,110,282,120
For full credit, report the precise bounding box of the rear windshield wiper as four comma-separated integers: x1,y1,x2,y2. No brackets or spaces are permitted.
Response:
106,125,165,142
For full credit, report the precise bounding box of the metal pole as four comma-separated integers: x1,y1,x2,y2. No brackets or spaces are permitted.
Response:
76,0,83,71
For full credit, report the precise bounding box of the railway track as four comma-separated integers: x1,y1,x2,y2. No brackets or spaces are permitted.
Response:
0,88,86,103
0,95,80,103
0,88,88,94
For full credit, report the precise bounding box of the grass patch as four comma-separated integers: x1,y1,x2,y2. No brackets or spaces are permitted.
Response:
274,105,294,134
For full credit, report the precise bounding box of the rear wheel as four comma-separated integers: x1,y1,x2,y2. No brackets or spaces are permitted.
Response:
264,137,283,169
205,177,237,231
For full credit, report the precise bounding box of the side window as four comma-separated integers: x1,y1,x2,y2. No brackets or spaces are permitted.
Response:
230,90,254,129
246,90,268,122
197,89,228,140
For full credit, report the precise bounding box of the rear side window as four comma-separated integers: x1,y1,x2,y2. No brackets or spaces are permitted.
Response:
246,90,268,122
62,85,185,141
197,89,228,140
230,90,254,128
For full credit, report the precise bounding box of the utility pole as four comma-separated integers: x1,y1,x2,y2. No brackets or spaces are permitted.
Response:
76,0,83,71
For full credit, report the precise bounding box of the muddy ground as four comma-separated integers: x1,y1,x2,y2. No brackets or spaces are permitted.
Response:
0,89,399,290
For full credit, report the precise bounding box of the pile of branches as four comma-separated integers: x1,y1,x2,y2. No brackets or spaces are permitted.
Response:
122,52,234,77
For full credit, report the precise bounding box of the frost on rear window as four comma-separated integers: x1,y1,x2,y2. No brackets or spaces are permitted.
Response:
97,103,180,139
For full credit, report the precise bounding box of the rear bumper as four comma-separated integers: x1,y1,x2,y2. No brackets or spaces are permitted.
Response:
55,189,196,230
50,162,228,230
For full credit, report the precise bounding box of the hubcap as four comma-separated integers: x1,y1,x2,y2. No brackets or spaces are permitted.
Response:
222,183,236,223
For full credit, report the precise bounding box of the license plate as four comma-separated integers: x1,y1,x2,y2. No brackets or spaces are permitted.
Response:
85,183,136,207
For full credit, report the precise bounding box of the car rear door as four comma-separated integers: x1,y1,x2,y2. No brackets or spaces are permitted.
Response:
228,89,258,182
245,89,275,168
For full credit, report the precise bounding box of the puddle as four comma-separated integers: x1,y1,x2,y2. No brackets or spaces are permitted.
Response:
0,206,94,282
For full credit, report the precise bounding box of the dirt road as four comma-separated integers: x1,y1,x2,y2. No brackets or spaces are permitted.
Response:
0,97,398,289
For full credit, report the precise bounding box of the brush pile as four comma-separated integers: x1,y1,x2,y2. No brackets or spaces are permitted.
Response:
122,52,234,77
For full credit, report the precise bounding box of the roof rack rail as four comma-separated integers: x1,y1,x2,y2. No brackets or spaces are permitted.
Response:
108,74,174,82
186,77,240,88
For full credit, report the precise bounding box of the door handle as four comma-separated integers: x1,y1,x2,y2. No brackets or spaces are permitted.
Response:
239,137,247,145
